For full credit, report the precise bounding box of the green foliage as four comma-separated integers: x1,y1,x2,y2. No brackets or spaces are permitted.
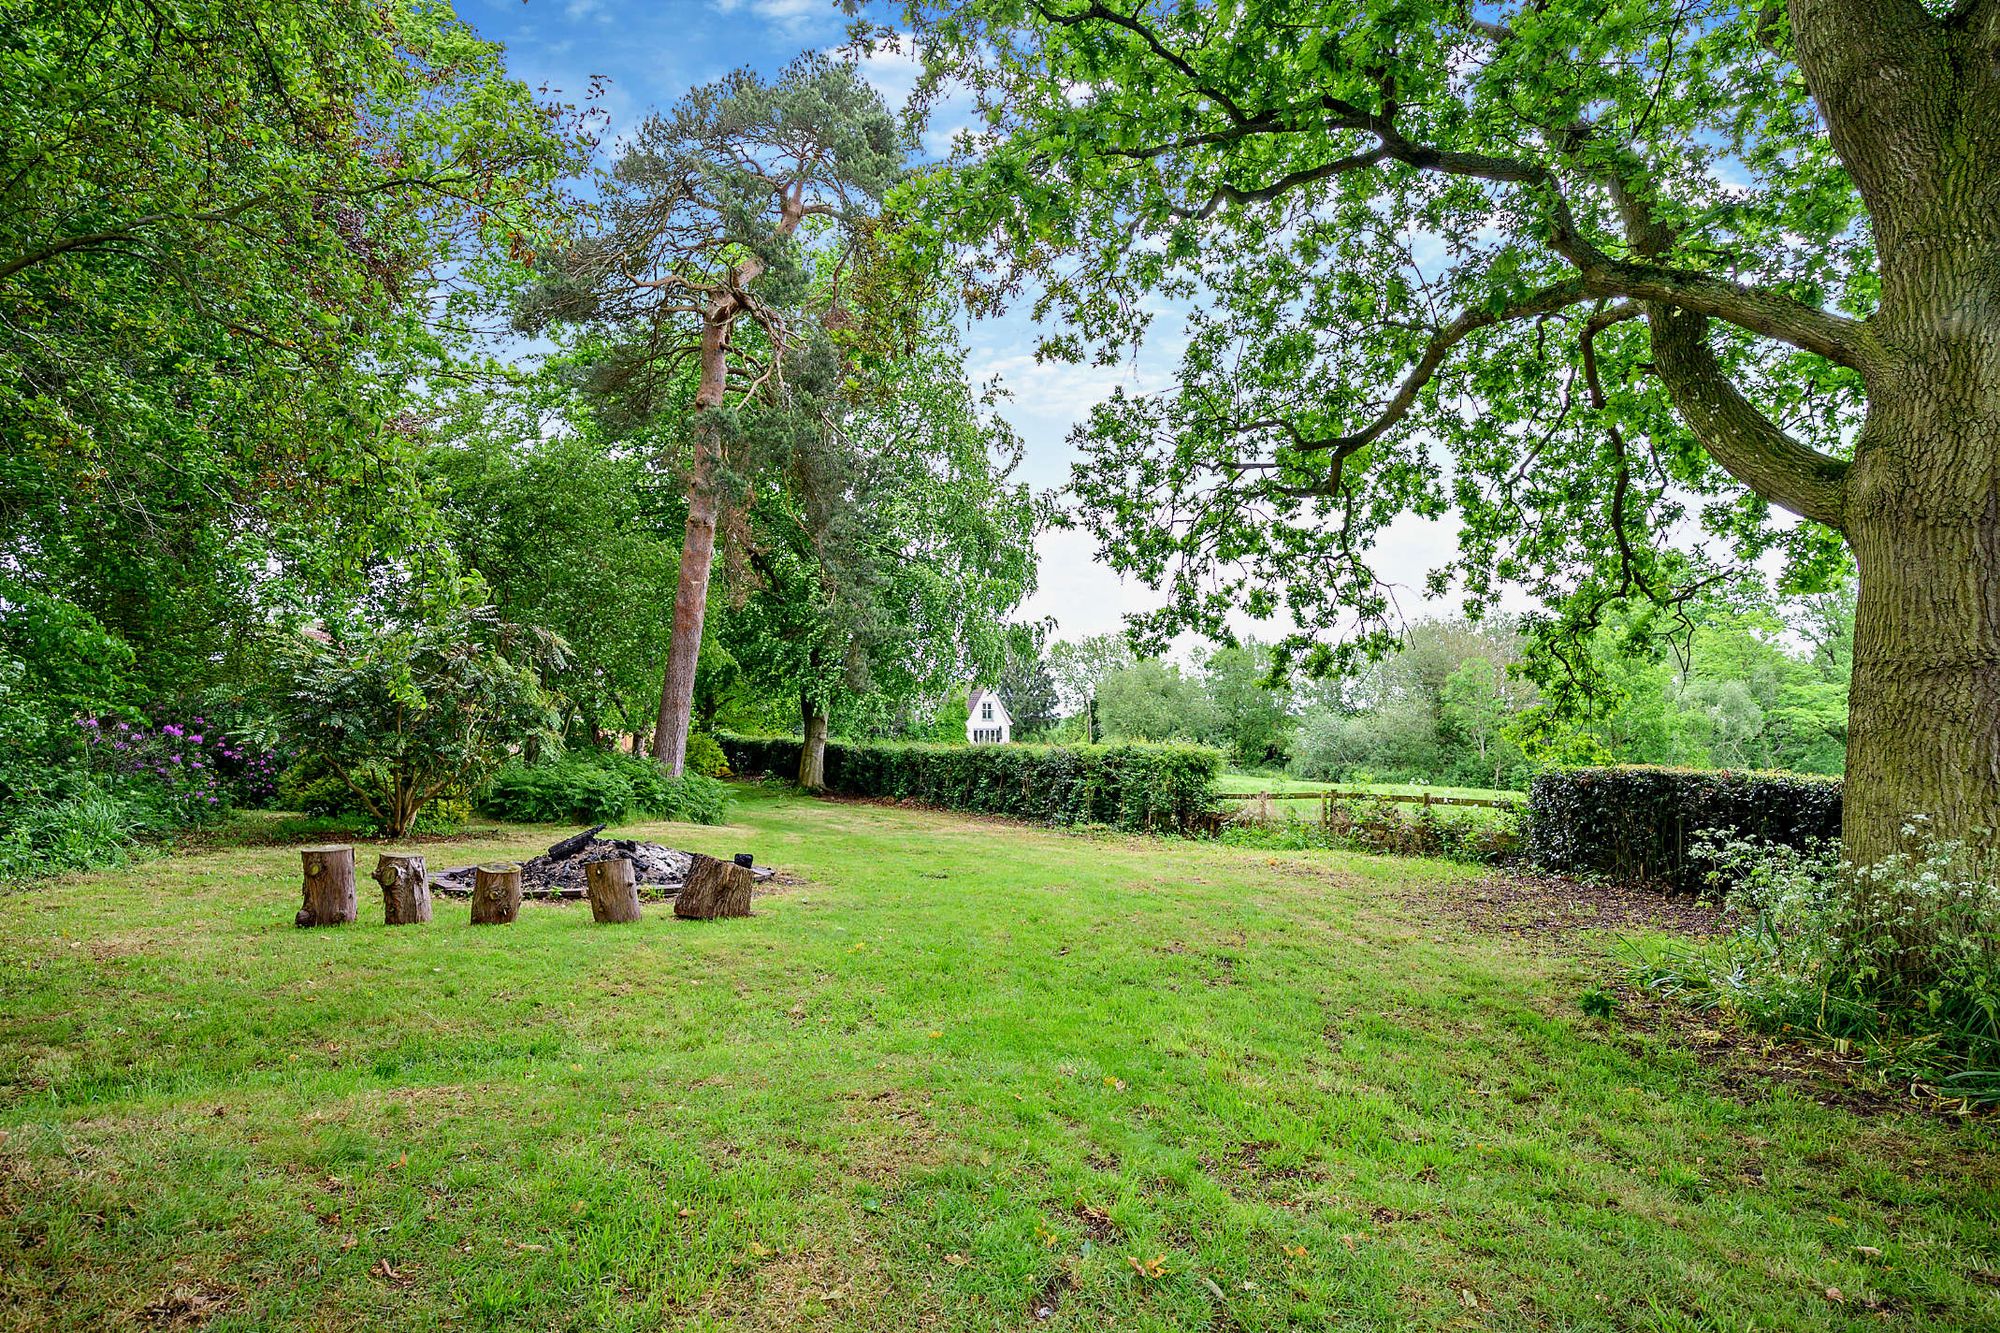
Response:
904,0,1870,694
1627,835,2000,1102
719,733,1220,834
1219,801,1519,864
995,639,1060,740
1092,659,1216,745
478,751,726,826
3,0,587,703
1528,766,1841,893
706,316,1042,747
683,732,730,780
422,381,684,744
0,784,156,884
262,593,563,838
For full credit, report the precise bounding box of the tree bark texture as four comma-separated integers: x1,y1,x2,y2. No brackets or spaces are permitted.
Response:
1790,0,2000,865
374,851,430,926
650,200,806,777
585,856,643,923
675,852,753,919
296,845,357,927
799,696,829,791
470,863,523,925
652,395,725,777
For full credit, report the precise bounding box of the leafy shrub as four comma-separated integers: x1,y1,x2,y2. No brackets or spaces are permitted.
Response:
277,758,473,835
74,712,244,827
684,731,729,778
261,595,563,837
479,751,725,826
718,734,1220,834
1528,765,1840,892
0,784,154,883
1626,833,2000,1103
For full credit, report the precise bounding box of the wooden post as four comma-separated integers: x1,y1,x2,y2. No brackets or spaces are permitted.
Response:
675,852,752,920
296,845,357,928
374,851,430,925
470,863,522,925
585,857,642,924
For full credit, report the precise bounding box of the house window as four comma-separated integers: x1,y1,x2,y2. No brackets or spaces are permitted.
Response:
981,701,993,720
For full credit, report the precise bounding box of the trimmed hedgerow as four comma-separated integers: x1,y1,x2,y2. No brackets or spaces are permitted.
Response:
1528,765,1842,892
718,734,1220,834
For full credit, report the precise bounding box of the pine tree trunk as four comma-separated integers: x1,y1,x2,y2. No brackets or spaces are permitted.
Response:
799,696,828,791
652,335,730,777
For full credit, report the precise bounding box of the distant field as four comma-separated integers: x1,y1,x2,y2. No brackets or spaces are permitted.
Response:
1216,772,1524,804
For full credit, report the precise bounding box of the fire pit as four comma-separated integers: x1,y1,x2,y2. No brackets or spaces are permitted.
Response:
430,826,772,901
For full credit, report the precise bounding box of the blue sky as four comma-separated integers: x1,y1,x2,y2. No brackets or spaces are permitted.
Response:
457,0,1458,643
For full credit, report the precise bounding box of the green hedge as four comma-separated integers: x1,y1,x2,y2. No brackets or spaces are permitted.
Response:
1528,765,1842,892
719,734,1221,834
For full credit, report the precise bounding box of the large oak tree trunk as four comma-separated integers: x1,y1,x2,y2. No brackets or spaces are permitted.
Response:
1839,385,2000,869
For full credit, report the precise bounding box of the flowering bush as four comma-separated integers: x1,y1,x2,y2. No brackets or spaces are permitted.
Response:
74,711,280,827
1625,829,2000,1103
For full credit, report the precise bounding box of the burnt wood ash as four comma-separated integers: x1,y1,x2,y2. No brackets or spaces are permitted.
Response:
430,829,772,901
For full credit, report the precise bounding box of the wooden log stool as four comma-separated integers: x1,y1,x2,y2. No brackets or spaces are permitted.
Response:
470,863,522,925
374,851,430,925
295,845,357,927
585,856,642,923
675,852,752,920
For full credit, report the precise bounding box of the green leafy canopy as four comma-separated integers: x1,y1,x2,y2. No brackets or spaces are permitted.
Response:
898,0,1871,691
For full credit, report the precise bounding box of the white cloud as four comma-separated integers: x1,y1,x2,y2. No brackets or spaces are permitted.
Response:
710,0,842,38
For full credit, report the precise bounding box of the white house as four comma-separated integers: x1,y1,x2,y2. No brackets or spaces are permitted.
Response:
965,687,1013,745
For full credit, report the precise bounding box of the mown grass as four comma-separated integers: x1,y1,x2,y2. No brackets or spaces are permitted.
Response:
1217,772,1523,802
2,786,1996,1330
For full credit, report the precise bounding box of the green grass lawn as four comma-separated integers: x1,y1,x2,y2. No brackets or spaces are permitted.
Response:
3,787,1996,1330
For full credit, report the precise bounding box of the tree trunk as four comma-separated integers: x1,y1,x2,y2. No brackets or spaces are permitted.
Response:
374,851,431,925
296,845,357,927
675,852,753,919
652,382,727,777
799,695,828,791
585,856,643,923
1839,406,2000,869
470,863,523,925
649,204,802,777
